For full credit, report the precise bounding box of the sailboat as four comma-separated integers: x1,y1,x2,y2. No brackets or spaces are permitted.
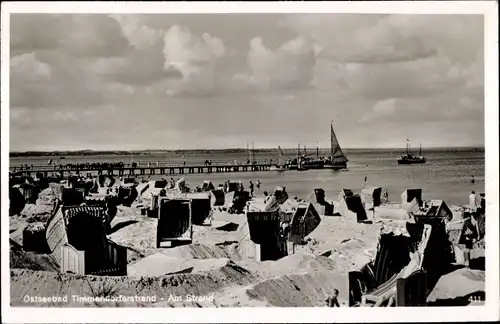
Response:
284,144,301,170
323,121,348,170
299,142,325,169
397,140,426,164
270,146,286,171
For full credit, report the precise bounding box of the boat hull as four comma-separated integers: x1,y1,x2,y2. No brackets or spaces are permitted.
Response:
323,161,348,170
270,165,286,172
397,158,426,165
302,161,324,169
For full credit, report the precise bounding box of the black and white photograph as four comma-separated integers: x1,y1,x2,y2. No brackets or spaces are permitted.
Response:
1,1,498,323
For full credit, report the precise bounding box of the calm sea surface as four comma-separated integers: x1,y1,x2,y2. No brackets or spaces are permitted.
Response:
10,148,485,206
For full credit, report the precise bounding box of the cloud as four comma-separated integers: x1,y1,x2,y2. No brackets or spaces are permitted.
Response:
89,43,184,86
11,14,129,58
53,111,77,121
284,13,484,134
10,14,66,57
234,36,316,91
110,14,164,51
163,25,226,75
160,25,231,96
283,14,482,65
360,91,484,125
10,52,110,109
10,15,133,109
10,107,33,127
10,14,209,110
9,14,484,151
10,52,51,81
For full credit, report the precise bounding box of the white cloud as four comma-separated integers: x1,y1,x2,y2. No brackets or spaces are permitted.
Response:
11,53,51,81
110,14,164,50
53,111,77,121
163,25,226,76
360,98,397,123
9,14,485,150
236,36,316,90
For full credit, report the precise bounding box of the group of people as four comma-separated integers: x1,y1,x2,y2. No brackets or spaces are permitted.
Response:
12,164,34,172
46,161,127,170
27,157,282,172
468,190,480,213
245,159,273,165
219,179,261,196
248,180,261,196
461,190,486,250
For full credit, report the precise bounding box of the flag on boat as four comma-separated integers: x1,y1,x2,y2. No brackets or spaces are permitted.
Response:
278,146,284,156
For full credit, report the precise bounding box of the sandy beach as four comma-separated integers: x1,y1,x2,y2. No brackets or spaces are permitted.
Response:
9,181,485,308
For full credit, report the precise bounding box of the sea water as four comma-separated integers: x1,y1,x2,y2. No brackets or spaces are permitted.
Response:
10,148,485,206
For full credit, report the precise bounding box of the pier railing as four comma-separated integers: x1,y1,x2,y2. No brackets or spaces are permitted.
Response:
10,160,274,170
9,161,275,178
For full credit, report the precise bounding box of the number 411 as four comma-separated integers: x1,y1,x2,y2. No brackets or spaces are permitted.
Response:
469,296,483,302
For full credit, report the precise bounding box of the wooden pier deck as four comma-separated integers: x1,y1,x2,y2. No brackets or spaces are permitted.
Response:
9,163,274,178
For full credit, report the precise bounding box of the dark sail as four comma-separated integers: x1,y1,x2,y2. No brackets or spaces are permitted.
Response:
331,123,347,162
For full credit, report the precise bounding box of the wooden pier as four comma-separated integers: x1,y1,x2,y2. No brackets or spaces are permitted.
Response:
9,163,274,179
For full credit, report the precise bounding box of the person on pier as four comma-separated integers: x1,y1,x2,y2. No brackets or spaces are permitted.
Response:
249,181,254,197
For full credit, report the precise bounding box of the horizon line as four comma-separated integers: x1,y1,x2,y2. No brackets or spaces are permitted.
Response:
10,145,486,154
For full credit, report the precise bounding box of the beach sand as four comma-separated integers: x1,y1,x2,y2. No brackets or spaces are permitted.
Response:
9,184,485,307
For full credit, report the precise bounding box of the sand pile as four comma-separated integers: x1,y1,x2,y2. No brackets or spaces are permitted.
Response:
246,270,348,307
11,259,257,307
108,213,158,255
10,186,58,248
9,193,416,308
240,253,336,278
197,253,349,307
9,219,27,247
108,207,252,261
159,244,245,261
292,217,381,274
426,268,485,305
211,221,239,232
10,241,59,272
330,238,378,271
192,224,242,246
150,252,348,307
243,253,348,306
15,187,57,223
128,255,238,278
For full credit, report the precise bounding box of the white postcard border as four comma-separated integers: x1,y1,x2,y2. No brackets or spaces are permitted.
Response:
1,1,498,323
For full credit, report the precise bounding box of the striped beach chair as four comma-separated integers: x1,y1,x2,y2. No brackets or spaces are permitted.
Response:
62,206,107,224
349,223,432,307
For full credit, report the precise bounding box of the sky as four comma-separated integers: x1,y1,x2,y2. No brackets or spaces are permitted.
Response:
9,13,485,151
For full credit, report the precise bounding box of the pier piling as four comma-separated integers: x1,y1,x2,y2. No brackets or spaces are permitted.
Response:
10,162,273,179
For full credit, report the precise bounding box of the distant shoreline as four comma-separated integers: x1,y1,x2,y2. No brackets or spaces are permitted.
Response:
10,147,485,157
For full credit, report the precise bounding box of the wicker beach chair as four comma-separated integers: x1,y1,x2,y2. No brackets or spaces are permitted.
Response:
349,222,432,307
